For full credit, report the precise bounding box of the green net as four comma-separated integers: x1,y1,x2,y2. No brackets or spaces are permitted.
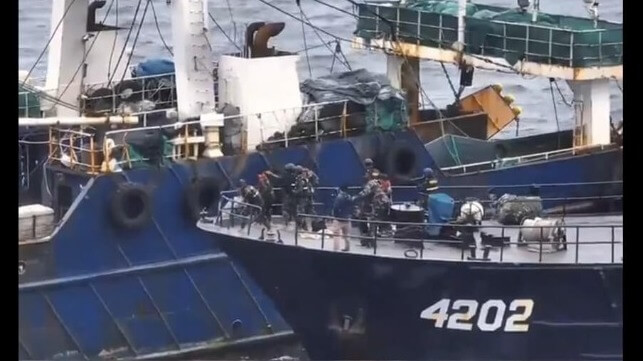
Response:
18,85,41,118
355,1,622,68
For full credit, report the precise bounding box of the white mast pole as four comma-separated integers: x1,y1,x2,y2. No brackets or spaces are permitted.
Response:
457,0,466,48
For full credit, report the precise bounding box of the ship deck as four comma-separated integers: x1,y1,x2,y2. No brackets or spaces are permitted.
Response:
198,212,623,265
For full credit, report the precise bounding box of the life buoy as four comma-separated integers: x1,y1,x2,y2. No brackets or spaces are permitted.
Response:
185,177,221,221
386,140,420,180
110,183,152,230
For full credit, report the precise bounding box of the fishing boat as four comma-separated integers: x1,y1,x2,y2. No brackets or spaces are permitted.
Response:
19,0,621,359
198,190,623,360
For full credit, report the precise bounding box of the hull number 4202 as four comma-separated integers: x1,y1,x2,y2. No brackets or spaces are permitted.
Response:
420,299,534,332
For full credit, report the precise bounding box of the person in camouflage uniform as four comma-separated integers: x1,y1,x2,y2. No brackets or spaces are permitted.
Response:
237,179,267,229
265,163,298,226
372,186,392,236
257,171,276,229
363,158,380,181
293,166,318,230
353,171,383,245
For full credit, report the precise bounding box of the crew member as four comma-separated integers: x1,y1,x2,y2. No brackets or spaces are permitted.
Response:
412,167,439,210
331,186,353,251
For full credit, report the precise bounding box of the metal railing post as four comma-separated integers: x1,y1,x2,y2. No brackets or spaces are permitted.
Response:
611,226,615,263
576,226,580,263
500,227,505,262
294,218,299,246
321,227,326,250
373,229,377,255
539,226,544,263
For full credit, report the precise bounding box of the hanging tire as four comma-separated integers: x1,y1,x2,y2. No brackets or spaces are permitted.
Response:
114,79,143,103
386,140,420,180
110,183,152,230
185,177,221,221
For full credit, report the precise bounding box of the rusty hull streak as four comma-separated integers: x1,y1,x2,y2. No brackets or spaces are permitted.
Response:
252,23,286,58
352,37,623,81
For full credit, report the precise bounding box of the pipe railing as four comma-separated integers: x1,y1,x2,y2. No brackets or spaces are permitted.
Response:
210,204,622,264
441,143,616,175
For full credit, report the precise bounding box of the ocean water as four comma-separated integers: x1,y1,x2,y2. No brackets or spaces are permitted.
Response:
18,0,622,138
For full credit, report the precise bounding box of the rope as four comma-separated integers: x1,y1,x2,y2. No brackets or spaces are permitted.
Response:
107,0,119,81
299,9,351,71
106,0,144,87
21,0,79,86
552,79,573,107
115,0,151,89
209,12,242,52
299,6,313,78
151,0,173,55
440,62,459,101
549,79,562,149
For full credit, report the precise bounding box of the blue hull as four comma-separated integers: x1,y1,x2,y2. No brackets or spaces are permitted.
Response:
213,234,623,360
19,129,621,359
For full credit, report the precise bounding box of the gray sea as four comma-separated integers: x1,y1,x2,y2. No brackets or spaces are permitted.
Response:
19,0,622,137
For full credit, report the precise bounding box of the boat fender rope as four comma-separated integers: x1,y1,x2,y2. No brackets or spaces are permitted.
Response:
110,182,153,230
185,176,221,221
404,249,419,259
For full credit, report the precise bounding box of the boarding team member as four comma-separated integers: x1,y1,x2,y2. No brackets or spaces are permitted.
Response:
293,165,318,230
363,158,380,181
257,171,276,228
238,179,267,229
353,170,383,245
332,186,353,251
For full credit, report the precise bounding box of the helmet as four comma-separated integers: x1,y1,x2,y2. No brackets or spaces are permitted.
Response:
423,168,434,177
364,158,373,167
238,179,247,187
284,163,295,172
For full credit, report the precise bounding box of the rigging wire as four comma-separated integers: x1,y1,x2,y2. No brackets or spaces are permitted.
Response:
209,12,243,52
150,0,173,56
107,0,119,81
299,6,313,77
115,0,151,88
551,78,573,107
299,8,351,71
223,0,238,44
549,79,562,149
21,0,79,86
106,0,144,87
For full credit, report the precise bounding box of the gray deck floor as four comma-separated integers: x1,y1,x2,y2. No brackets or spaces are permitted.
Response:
198,215,623,265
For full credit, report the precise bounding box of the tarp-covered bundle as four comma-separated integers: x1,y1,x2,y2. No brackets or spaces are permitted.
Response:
426,134,497,168
426,193,455,236
300,69,408,132
132,58,175,78
495,194,543,225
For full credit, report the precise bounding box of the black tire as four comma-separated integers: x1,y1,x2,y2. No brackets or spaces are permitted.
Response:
114,79,143,103
386,140,420,180
85,87,116,113
185,177,221,221
110,183,152,230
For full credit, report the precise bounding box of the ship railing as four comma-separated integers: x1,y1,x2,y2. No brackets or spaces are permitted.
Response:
440,143,616,175
81,72,184,115
356,3,623,68
47,127,102,174
294,214,623,264
100,100,367,169
216,194,265,235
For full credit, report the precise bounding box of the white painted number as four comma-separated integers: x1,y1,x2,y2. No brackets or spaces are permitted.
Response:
505,299,534,332
447,300,479,331
420,299,534,332
477,299,506,332
419,298,450,328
